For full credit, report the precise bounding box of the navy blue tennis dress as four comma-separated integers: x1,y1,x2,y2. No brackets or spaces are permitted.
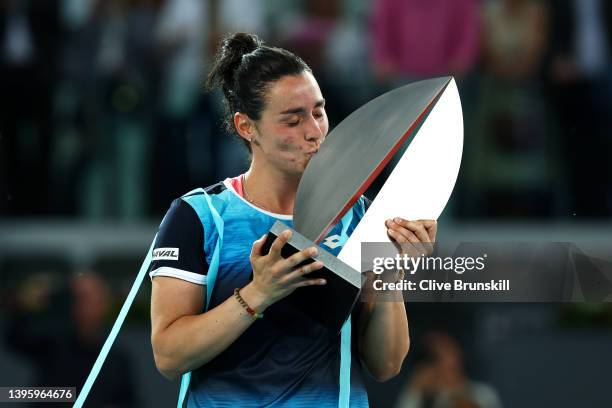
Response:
149,176,371,407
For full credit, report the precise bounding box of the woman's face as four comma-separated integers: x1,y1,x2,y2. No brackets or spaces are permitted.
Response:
250,71,329,176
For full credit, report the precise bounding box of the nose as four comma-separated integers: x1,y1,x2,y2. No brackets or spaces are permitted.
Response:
304,115,325,145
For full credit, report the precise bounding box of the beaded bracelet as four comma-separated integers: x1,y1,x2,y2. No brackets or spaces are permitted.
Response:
234,288,264,320
397,268,406,282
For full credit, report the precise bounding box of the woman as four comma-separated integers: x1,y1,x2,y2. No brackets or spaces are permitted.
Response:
150,32,437,407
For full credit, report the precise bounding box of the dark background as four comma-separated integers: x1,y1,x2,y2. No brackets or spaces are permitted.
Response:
1,0,611,407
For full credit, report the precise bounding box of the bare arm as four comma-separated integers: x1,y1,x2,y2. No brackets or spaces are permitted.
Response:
358,287,409,382
151,230,325,380
151,277,267,380
358,219,437,382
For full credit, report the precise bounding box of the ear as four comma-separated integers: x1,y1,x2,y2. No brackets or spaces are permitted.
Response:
234,112,256,144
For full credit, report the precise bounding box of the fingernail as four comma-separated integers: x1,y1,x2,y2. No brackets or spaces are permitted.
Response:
310,247,318,256
319,279,327,285
394,217,401,223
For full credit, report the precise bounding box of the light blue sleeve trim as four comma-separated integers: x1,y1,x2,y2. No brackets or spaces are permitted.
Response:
339,317,352,408
181,191,224,310
338,208,354,408
177,189,225,407
177,372,191,408
73,234,158,408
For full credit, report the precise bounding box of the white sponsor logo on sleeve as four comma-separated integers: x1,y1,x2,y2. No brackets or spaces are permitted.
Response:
152,248,179,261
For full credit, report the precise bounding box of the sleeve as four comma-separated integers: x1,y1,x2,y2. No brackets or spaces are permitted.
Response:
148,198,208,285
362,195,372,211
351,195,372,226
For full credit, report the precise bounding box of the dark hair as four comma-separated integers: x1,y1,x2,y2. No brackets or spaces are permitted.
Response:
206,33,311,151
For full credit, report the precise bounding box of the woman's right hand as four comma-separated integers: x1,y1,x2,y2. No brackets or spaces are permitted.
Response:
244,229,326,310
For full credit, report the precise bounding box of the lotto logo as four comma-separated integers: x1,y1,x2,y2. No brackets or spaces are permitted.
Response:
152,248,179,261
322,235,342,249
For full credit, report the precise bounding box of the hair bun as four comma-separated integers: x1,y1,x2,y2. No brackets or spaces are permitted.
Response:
207,33,263,92
224,32,261,57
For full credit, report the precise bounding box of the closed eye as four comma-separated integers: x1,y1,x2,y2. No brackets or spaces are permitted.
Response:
287,119,301,127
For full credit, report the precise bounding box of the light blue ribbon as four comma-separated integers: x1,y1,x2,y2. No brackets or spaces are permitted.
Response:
338,209,354,408
74,187,226,408
73,234,157,408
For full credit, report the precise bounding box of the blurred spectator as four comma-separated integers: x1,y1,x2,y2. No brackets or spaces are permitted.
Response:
466,0,551,217
277,0,363,127
370,0,479,83
52,0,161,219
150,0,209,213
4,272,137,407
86,0,160,219
395,332,502,408
219,0,267,40
368,0,480,201
280,0,340,71
155,0,207,120
0,0,610,221
323,0,376,124
0,0,61,215
324,0,372,91
481,0,548,81
548,0,612,217
152,0,273,213
208,0,267,180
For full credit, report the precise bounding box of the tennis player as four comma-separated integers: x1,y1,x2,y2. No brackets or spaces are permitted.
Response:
149,32,437,407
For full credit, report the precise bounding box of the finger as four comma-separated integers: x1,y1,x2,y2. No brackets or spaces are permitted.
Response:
392,220,433,254
418,219,437,229
250,234,268,261
387,228,414,245
280,246,318,270
401,219,435,254
419,219,438,242
387,229,421,257
292,276,327,288
285,260,324,283
268,229,292,260
393,218,429,242
392,220,433,255
393,218,431,244
386,219,419,243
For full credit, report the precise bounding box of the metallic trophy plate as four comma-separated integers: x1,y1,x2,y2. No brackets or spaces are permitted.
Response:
294,77,452,243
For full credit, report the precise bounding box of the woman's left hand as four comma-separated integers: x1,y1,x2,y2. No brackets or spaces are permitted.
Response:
385,218,437,257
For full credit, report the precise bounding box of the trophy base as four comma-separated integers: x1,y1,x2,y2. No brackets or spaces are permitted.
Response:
261,220,362,334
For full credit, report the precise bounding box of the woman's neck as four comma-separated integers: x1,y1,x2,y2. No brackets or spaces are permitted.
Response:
243,165,300,215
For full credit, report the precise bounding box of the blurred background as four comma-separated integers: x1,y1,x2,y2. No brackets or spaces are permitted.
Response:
0,0,611,407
